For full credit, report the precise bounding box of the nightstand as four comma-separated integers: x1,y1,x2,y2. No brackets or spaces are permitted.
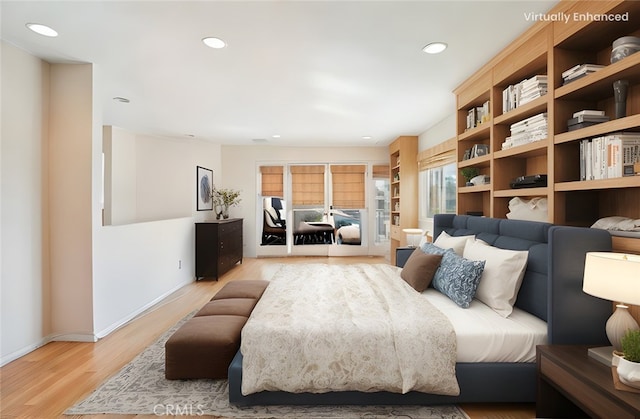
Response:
395,246,416,268
537,345,640,418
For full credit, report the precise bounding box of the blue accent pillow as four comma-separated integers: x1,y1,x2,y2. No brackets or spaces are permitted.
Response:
420,242,446,256
432,249,485,308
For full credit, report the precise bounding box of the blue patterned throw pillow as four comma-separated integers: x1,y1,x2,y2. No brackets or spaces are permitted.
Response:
420,242,447,256
432,249,485,308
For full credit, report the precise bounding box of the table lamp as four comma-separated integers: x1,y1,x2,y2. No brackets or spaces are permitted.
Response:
583,252,640,353
402,228,423,248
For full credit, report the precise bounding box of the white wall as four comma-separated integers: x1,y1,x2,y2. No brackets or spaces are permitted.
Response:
221,145,388,257
1,41,51,362
103,126,137,225
418,113,456,150
48,63,96,339
92,135,220,336
104,126,197,225
0,41,223,364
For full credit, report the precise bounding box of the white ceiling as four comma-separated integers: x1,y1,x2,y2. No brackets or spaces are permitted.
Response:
1,0,556,147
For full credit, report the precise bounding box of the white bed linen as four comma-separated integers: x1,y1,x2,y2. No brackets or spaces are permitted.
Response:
422,288,547,363
241,263,460,396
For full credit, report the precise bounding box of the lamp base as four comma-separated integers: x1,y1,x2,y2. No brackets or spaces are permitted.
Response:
588,346,615,366
606,304,640,351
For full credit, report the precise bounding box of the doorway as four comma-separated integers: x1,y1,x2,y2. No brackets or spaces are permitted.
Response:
257,162,389,258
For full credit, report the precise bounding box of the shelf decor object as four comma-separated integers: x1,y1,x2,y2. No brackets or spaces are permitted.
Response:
583,252,640,353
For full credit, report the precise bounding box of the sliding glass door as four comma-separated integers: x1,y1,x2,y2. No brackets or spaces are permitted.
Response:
257,162,389,258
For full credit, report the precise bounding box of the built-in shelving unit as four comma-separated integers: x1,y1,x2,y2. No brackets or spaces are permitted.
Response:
389,136,418,265
454,0,640,255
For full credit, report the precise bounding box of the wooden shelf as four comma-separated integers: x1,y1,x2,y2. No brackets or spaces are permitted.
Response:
555,53,640,101
554,114,640,144
458,154,491,168
455,1,639,225
389,136,418,265
555,176,640,192
458,124,490,142
494,95,548,126
494,187,548,198
494,139,549,159
458,184,491,193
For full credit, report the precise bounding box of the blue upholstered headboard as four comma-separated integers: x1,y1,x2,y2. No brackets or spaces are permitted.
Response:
433,214,612,345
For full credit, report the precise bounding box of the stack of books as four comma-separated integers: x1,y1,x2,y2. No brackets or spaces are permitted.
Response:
568,110,609,131
562,64,604,85
580,132,640,180
466,100,491,130
519,75,548,106
502,75,547,113
502,113,548,150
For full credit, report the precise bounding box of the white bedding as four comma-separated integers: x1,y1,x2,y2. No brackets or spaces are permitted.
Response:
243,262,546,396
422,289,547,363
241,263,460,396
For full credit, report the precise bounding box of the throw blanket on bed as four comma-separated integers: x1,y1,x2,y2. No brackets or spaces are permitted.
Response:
240,263,459,396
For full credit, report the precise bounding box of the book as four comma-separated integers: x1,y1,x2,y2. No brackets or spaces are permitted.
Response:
502,75,546,112
573,110,605,118
562,64,604,79
580,133,640,180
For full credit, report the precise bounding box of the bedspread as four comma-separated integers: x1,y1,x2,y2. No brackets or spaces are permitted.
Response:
240,263,459,396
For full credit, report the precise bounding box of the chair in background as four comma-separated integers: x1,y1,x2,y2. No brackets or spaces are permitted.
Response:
261,202,286,246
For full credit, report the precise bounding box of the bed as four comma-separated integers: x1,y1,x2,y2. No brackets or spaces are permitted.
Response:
229,214,613,406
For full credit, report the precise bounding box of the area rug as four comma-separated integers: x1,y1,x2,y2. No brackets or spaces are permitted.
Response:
66,312,469,419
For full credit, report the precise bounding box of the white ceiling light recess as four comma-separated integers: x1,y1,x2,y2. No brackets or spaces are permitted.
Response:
422,42,447,54
202,37,226,49
26,23,58,37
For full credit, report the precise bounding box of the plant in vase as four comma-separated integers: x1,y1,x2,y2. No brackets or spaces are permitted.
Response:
460,167,479,186
211,187,241,219
618,329,640,388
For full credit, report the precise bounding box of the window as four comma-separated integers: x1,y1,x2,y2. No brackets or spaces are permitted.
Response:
417,138,457,221
260,166,284,197
421,163,457,218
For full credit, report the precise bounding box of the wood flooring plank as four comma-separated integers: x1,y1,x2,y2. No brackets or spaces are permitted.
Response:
0,256,535,418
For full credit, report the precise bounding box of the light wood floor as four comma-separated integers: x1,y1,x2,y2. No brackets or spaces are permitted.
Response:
0,256,536,419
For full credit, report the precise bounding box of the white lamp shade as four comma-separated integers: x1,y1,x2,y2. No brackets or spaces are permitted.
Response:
402,228,423,247
583,252,640,305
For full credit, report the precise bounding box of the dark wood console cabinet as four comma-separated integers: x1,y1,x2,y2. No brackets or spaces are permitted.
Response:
195,219,243,280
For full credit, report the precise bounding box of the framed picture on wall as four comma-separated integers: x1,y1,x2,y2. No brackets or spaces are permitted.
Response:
196,166,213,211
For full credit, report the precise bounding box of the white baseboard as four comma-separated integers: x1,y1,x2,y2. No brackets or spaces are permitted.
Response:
0,341,47,367
1,279,193,366
94,278,193,339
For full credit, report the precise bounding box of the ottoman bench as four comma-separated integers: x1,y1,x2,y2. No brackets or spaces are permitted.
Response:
165,279,269,380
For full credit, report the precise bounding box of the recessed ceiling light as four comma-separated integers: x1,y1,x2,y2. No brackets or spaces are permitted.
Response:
422,42,447,54
202,37,226,49
113,97,130,103
26,23,58,37
272,134,281,139
362,136,372,140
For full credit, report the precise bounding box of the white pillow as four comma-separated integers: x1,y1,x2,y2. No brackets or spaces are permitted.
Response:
433,231,474,256
463,239,528,317
592,216,640,232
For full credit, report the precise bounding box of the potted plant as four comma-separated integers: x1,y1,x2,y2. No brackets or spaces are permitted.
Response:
460,167,479,186
617,329,640,388
211,187,241,219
